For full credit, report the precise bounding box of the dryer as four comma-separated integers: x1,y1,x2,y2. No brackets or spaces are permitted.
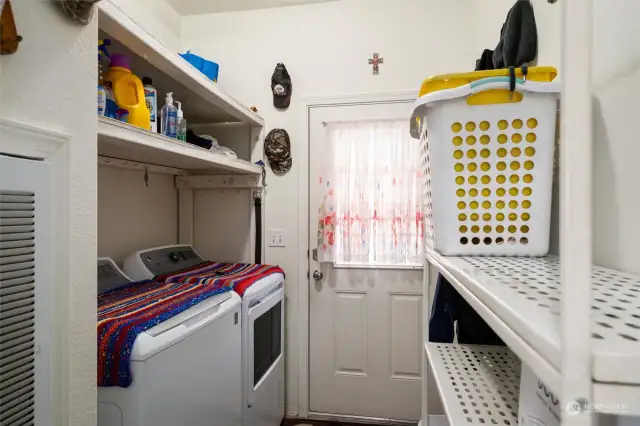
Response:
97,258,242,426
123,246,285,426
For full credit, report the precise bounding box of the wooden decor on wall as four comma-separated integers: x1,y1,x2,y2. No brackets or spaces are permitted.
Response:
0,0,23,55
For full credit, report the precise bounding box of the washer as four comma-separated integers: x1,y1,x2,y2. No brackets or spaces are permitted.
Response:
97,258,242,426
123,246,285,426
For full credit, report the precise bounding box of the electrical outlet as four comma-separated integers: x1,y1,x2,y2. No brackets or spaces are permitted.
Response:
267,229,287,247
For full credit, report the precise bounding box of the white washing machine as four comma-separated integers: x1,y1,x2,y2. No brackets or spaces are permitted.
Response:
123,246,285,426
97,258,242,426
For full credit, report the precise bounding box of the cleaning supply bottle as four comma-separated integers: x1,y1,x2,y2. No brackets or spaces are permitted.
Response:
142,77,157,133
104,53,150,130
97,39,110,116
161,92,178,138
176,101,187,142
98,39,117,118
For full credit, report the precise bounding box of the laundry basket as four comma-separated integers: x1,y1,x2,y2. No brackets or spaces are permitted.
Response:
411,67,560,256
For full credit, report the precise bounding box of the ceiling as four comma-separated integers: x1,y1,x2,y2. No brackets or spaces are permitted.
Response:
167,0,339,15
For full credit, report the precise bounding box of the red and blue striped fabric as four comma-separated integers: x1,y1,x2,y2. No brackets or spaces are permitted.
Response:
157,261,285,297
97,278,232,387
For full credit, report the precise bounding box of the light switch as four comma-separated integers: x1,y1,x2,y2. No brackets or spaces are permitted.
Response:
267,229,287,247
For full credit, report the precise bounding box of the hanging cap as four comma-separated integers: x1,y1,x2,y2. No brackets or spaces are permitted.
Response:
264,128,292,173
271,63,292,109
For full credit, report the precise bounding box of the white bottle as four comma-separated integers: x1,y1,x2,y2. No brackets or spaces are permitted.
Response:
142,77,157,133
176,101,187,142
160,92,177,138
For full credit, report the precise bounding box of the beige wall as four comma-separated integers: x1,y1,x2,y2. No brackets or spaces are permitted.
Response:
98,168,178,264
108,0,182,50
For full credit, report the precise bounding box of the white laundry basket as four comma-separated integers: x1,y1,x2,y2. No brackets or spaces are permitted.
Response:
411,68,560,256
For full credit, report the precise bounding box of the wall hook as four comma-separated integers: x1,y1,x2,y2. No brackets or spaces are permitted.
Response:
144,167,149,187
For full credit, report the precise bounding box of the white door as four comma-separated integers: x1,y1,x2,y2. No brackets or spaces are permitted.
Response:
308,101,423,422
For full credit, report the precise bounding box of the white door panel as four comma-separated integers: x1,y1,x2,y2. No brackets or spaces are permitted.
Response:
308,102,423,421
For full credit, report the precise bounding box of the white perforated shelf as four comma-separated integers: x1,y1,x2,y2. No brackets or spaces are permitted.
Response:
426,250,640,391
426,343,520,426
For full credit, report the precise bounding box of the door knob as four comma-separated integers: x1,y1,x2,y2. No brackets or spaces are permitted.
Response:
312,270,323,281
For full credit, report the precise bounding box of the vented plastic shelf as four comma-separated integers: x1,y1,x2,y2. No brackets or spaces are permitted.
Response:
426,343,520,426
426,249,640,412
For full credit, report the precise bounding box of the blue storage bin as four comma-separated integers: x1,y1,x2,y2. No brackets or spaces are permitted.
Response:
180,51,219,83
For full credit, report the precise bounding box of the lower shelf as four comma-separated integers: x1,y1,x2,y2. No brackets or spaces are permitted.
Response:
426,343,520,426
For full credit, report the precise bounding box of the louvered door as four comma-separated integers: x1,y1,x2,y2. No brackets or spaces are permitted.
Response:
0,155,50,426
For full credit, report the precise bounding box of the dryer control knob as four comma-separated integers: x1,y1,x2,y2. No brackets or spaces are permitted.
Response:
169,252,180,262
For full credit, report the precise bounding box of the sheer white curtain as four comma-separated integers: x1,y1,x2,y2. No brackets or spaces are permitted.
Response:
317,119,423,265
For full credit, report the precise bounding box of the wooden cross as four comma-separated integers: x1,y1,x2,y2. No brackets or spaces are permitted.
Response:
368,53,384,75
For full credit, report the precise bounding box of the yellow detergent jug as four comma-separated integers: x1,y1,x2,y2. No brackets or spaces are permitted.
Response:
105,53,150,130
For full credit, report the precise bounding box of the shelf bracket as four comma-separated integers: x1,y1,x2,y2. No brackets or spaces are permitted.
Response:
175,174,263,189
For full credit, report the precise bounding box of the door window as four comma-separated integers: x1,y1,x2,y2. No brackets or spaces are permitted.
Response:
316,119,423,265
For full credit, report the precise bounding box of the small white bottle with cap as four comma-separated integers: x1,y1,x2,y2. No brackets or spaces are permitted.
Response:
160,92,177,138
176,101,187,142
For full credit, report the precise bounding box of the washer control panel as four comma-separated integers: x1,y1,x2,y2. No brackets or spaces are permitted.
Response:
98,259,132,293
138,246,206,276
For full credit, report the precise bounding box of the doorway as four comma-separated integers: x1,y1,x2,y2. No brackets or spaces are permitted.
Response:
306,99,423,423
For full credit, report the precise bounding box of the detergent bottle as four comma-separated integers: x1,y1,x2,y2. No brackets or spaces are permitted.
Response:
104,53,150,130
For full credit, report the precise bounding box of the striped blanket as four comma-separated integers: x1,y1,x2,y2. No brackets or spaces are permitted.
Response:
157,262,285,297
98,278,232,387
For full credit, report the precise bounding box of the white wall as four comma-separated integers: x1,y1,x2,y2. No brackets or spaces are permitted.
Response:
98,168,178,264
0,3,97,426
591,0,640,274
108,0,182,51
181,0,560,415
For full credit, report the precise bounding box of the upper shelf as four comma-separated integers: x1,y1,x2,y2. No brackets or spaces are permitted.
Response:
426,249,640,412
97,1,264,127
98,116,262,174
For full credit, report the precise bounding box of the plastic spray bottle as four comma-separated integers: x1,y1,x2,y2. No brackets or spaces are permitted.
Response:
176,101,187,142
98,39,112,117
161,92,178,138
142,77,158,133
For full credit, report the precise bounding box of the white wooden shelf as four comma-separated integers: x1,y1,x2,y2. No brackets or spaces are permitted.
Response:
426,249,640,413
98,117,262,174
98,1,264,126
426,343,520,426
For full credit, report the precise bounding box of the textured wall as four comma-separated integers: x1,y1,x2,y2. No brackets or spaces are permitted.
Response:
0,2,98,425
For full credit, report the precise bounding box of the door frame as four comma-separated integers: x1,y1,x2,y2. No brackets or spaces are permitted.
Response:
297,91,417,421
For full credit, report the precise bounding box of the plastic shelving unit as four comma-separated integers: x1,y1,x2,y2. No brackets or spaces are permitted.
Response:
426,343,520,426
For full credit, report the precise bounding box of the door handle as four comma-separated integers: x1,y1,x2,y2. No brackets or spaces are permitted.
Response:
312,270,323,281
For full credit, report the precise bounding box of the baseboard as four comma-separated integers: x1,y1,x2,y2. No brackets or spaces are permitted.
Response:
282,412,418,425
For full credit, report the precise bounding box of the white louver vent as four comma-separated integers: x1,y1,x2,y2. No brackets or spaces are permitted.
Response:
0,190,36,426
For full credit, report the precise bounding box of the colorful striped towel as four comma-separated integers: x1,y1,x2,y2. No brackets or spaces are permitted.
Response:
98,278,232,387
157,262,285,297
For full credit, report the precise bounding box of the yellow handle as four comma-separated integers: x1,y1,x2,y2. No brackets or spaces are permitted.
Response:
114,74,151,130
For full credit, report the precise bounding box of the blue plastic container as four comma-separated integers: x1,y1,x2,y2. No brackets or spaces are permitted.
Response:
180,51,219,83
